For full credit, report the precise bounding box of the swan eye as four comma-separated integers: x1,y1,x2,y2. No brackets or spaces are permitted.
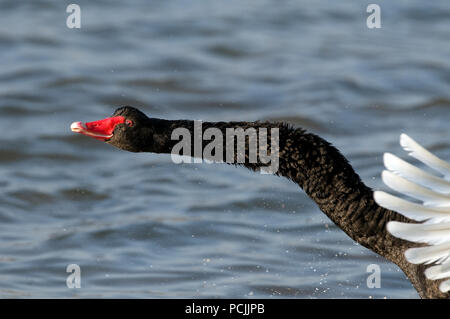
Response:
125,119,133,127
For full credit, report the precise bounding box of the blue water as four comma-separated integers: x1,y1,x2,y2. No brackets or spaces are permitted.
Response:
0,0,449,298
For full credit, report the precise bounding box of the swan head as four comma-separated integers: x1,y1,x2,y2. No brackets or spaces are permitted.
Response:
71,106,156,152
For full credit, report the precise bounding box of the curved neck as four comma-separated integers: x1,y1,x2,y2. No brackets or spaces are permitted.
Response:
145,118,448,298
149,119,404,247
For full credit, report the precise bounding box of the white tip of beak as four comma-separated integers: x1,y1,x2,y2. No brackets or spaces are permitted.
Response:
70,121,84,133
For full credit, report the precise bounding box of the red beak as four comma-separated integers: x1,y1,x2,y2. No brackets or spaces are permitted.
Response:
70,116,125,141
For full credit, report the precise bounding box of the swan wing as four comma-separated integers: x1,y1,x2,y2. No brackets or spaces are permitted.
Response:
399,133,450,179
374,134,450,293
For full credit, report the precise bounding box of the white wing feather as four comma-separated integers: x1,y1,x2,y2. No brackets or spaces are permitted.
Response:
404,244,450,265
387,221,450,245
400,134,450,178
425,262,450,280
383,153,450,193
381,170,449,206
374,191,450,222
374,134,450,293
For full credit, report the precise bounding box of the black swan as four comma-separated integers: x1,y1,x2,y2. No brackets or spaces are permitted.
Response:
70,106,450,299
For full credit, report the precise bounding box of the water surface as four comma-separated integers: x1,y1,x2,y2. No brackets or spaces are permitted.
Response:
0,0,449,298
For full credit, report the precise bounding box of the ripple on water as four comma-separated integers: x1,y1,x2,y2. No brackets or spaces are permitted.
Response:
2,92,50,103
0,149,84,164
0,105,56,116
0,0,446,299
6,189,55,207
121,77,218,94
207,44,251,59
43,76,102,88
59,188,109,201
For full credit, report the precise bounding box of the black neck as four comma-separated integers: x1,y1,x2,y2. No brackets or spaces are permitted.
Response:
145,118,448,298
149,119,402,247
